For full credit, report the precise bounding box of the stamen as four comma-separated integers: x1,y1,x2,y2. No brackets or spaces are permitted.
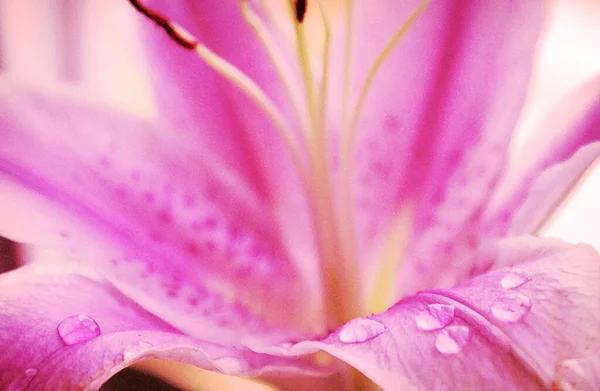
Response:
314,0,331,135
341,0,353,133
346,0,430,143
284,0,362,325
338,1,430,299
128,0,310,182
295,0,308,23
291,8,317,137
240,0,311,139
128,0,197,50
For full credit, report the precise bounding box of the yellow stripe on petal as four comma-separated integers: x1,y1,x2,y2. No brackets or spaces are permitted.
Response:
367,205,413,314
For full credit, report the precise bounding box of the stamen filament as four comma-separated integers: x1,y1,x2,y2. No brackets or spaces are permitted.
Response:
338,2,430,317
292,12,318,141
287,0,362,326
346,0,430,141
341,0,353,133
193,40,308,173
241,0,311,139
128,0,310,184
315,0,331,135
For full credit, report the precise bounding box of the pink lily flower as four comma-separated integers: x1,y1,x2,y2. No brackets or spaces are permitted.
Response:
1,1,600,390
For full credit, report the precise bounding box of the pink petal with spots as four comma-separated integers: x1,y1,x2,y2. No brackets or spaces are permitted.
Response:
136,0,321,301
0,88,319,344
0,262,330,391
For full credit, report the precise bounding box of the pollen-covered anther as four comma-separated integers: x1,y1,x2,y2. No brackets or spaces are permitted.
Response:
128,0,310,189
295,0,308,23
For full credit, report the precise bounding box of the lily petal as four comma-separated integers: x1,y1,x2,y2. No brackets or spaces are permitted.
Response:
136,0,320,298
483,75,600,236
0,262,328,391
281,238,600,390
395,76,600,297
0,88,317,343
346,1,545,287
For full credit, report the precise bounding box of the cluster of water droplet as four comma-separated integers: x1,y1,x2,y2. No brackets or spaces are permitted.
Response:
333,269,533,359
414,303,471,355
413,269,532,355
491,270,531,323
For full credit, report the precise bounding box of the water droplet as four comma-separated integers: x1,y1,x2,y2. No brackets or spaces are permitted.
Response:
339,318,385,343
435,325,471,355
500,271,530,289
491,292,531,322
213,357,248,374
415,304,455,331
123,341,154,361
24,368,38,377
57,314,101,345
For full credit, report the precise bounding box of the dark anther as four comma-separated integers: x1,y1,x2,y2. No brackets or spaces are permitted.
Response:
128,0,197,50
295,0,307,23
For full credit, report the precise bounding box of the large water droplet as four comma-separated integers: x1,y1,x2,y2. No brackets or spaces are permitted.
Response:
24,368,38,377
490,292,531,323
339,318,385,343
57,314,101,345
435,325,471,355
500,270,530,289
415,304,455,331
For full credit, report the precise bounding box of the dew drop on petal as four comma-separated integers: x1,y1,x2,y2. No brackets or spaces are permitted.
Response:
24,368,38,377
500,271,530,289
339,318,385,343
415,304,455,331
213,357,248,375
491,292,531,323
435,325,471,355
57,314,101,345
123,341,154,361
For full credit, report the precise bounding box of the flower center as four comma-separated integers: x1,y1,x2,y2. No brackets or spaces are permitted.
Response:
128,0,429,330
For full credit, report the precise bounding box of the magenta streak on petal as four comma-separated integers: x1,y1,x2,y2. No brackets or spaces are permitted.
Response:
347,1,545,300
0,92,314,344
0,158,296,344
